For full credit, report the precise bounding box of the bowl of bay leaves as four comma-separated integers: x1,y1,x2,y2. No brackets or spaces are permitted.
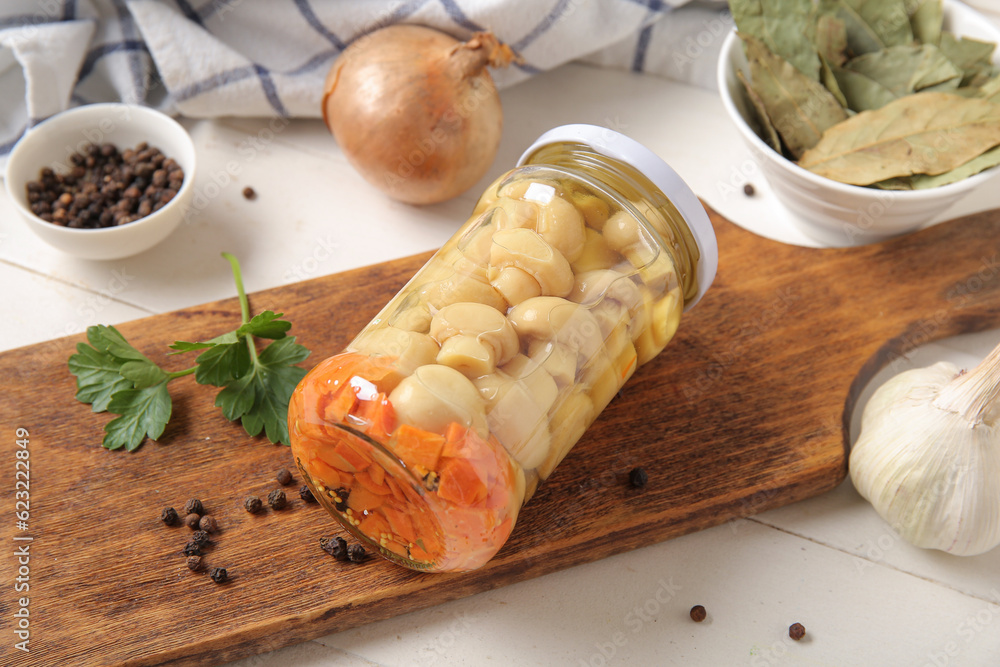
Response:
718,0,1000,244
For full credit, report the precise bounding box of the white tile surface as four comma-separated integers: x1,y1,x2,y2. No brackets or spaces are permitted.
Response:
4,26,1000,667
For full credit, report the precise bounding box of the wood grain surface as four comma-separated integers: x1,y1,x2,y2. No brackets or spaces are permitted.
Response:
2,205,999,666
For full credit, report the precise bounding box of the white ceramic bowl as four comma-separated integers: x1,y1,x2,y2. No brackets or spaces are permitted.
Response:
4,103,196,260
717,0,1000,245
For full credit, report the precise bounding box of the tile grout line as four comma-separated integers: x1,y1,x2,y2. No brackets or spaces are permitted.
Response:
0,257,159,316
748,517,1000,606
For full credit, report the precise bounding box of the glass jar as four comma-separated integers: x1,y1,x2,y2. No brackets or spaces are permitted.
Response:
288,125,718,572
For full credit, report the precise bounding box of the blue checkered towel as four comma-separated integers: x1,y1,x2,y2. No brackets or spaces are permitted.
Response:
0,0,731,164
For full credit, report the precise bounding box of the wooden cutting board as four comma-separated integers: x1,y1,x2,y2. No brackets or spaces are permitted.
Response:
2,205,999,666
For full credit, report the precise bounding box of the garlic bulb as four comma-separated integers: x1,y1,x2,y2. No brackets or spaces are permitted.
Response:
850,343,1000,556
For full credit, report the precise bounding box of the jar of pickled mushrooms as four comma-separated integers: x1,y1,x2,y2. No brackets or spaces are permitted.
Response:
288,124,719,572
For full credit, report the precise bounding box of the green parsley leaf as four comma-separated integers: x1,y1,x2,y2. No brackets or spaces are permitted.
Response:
214,336,310,446
68,254,312,451
103,382,172,451
68,342,134,412
237,311,292,340
194,341,251,387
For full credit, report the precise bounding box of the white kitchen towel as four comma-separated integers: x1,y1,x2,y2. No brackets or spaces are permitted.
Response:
0,0,732,164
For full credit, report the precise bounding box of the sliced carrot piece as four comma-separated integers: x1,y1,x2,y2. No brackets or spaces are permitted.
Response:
306,455,344,489
382,539,408,557
368,462,386,487
347,485,385,512
437,457,489,506
382,505,418,544
394,424,446,471
358,511,392,539
355,469,392,496
333,441,371,472
384,475,408,504
324,384,358,423
353,393,397,441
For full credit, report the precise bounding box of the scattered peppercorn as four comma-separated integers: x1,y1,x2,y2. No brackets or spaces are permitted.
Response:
299,485,316,503
183,513,202,529
267,488,287,510
422,471,440,492
191,530,210,547
186,555,203,572
332,488,350,512
161,507,179,526
347,544,367,563
276,468,293,486
242,186,256,200
690,605,707,622
209,567,228,584
320,536,348,560
743,183,755,197
24,142,184,228
184,498,204,516
789,623,806,641
244,496,263,514
183,541,203,557
198,515,218,533
628,467,648,488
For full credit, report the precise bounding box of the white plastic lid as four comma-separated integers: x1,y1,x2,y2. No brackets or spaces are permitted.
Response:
517,124,718,310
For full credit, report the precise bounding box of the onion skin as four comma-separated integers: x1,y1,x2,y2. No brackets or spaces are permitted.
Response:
323,26,513,205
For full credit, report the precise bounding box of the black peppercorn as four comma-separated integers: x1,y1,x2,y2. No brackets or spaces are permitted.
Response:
319,536,347,559
161,507,179,526
183,513,201,529
186,555,203,572
332,487,350,512
347,544,367,563
244,496,263,514
184,498,204,516
267,489,287,510
183,541,203,557
743,183,755,196
242,186,256,200
191,530,210,546
690,605,707,622
199,515,218,533
299,485,316,503
628,467,648,488
276,468,293,486
789,623,806,640
209,567,228,584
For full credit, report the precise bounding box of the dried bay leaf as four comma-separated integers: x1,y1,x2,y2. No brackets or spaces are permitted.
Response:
820,56,849,108
938,33,996,86
737,70,783,151
833,66,898,111
844,44,963,97
730,0,820,79
798,92,1000,185
816,13,848,66
818,0,913,56
906,145,1000,188
909,0,943,46
741,35,848,158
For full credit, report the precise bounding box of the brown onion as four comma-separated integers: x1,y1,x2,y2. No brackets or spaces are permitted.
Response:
322,25,516,205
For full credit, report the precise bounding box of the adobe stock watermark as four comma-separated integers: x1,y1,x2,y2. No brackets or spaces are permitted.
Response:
922,589,1000,667
671,10,734,72
579,577,683,666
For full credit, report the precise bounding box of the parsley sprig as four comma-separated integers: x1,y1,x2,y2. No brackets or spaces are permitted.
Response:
68,253,310,451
